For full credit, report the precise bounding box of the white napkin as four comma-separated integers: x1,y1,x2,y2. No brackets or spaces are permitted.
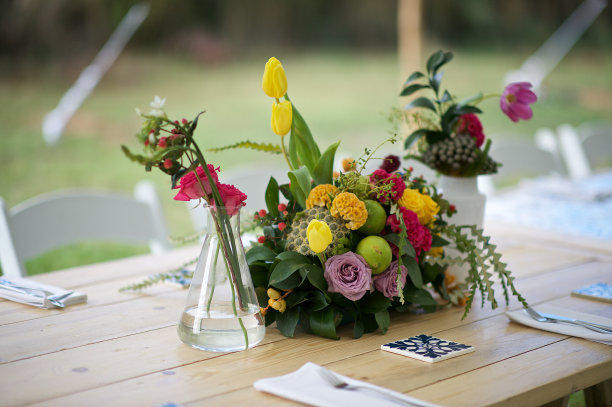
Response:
506,304,612,345
254,362,441,407
0,277,87,309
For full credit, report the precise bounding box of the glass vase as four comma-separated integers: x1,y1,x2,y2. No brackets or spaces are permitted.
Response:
177,206,265,352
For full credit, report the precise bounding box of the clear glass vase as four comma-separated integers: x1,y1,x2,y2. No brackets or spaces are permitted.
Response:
177,206,265,352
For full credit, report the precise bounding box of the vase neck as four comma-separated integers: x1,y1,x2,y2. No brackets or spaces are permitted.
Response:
439,175,479,193
204,206,242,236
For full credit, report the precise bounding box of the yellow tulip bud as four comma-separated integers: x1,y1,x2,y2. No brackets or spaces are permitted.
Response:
262,57,288,98
306,219,333,254
271,101,293,136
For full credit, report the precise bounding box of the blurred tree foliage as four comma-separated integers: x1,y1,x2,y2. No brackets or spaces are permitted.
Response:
1,0,610,72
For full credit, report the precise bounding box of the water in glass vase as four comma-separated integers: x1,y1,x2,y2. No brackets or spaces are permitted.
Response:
178,303,265,352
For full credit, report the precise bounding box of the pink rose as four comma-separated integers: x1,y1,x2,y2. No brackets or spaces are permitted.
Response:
173,165,220,201
374,260,408,299
216,183,247,216
324,252,373,301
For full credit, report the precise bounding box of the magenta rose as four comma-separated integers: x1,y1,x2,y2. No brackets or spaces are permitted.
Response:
374,261,408,299
456,113,485,147
386,207,432,256
216,183,247,216
173,164,220,201
324,252,373,301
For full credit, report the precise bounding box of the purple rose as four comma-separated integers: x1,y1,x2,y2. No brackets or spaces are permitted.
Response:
324,252,373,301
374,260,407,299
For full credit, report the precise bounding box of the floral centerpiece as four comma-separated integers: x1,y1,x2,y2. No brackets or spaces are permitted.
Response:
239,57,527,339
397,50,537,177
120,55,529,342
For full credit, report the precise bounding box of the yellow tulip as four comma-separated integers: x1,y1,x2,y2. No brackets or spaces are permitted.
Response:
262,57,288,98
271,101,293,136
307,219,333,254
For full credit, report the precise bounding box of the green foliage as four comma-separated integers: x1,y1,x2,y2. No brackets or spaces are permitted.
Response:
206,141,282,154
441,224,529,318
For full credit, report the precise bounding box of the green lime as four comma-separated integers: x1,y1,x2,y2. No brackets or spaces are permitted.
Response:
355,235,392,275
357,199,387,235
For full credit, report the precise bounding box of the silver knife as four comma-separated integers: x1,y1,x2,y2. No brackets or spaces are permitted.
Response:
538,312,612,332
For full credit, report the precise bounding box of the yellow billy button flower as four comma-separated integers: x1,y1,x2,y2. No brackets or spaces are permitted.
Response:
306,219,333,254
271,101,293,136
262,57,288,98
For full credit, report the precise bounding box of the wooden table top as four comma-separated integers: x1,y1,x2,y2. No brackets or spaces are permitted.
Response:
1,223,611,407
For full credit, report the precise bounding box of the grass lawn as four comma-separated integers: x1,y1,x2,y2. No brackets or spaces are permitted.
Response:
1,46,610,275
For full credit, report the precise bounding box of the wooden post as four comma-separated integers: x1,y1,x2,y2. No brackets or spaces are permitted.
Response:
397,0,422,87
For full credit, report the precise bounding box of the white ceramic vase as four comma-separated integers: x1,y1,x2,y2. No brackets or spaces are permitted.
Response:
438,175,486,283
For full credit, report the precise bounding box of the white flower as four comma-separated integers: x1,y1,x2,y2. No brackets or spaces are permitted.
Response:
148,96,166,117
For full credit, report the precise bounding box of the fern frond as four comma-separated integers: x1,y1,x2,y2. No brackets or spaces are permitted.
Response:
207,141,282,154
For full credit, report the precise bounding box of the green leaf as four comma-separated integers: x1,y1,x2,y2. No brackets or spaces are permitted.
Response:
273,272,303,290
404,97,437,112
269,258,310,285
426,50,453,76
306,290,329,311
285,290,309,308
290,103,321,176
313,141,340,185
360,291,391,313
402,255,422,288
304,264,329,294
353,319,364,339
246,245,277,264
277,251,310,262
288,166,312,209
384,233,415,258
404,128,429,150
374,309,390,334
402,71,425,85
265,177,280,217
276,306,300,337
430,71,444,94
309,307,339,340
287,129,301,170
424,131,448,145
405,287,439,306
400,83,430,97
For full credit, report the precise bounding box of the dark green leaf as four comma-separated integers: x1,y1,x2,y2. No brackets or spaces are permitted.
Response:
403,71,425,85
454,105,482,116
290,103,321,176
404,97,437,112
431,234,450,247
430,71,444,94
383,233,415,258
360,291,391,313
304,264,328,295
287,129,301,170
424,131,448,145
313,141,340,185
439,90,452,104
400,83,430,97
285,290,309,308
374,309,390,334
264,310,276,327
309,307,339,340
277,251,310,262
405,287,439,306
401,255,422,288
272,272,303,290
246,245,277,265
426,50,453,76
250,264,270,287
288,166,312,209
353,319,364,339
269,258,310,285
265,177,280,217
255,286,268,307
404,128,429,150
306,290,329,311
276,306,300,337
188,111,205,135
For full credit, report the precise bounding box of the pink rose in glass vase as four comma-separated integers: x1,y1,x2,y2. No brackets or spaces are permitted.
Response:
173,164,220,201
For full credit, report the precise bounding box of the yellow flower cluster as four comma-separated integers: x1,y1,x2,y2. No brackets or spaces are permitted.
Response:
330,192,368,230
306,184,339,209
397,189,440,225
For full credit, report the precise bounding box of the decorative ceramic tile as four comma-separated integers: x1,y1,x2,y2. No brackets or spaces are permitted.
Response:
571,282,612,304
381,334,474,363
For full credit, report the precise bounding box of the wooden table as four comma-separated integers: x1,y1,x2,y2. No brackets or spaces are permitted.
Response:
1,224,611,407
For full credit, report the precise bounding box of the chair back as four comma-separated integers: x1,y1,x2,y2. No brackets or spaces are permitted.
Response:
0,181,170,278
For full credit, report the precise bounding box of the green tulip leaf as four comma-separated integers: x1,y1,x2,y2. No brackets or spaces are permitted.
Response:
288,166,311,209
265,177,280,217
313,141,340,185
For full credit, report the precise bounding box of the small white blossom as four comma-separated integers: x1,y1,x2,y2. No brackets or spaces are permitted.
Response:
148,96,166,117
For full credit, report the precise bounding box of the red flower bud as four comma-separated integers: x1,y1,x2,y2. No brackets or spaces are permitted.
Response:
259,209,267,217
163,159,173,169
277,222,286,231
257,236,266,243
158,137,167,148
277,203,287,212
181,118,188,124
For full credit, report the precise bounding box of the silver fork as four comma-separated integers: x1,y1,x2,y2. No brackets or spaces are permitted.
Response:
525,307,612,334
316,365,436,407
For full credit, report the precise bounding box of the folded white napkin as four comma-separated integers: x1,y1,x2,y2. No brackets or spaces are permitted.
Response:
0,277,87,309
254,362,441,407
506,304,612,345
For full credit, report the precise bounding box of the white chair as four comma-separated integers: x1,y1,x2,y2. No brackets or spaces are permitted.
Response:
487,137,566,193
0,181,171,278
576,121,612,174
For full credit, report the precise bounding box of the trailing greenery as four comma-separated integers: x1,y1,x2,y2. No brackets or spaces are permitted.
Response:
207,141,282,154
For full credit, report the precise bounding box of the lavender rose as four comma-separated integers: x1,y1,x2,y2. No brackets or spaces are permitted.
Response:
324,252,373,301
373,260,408,299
